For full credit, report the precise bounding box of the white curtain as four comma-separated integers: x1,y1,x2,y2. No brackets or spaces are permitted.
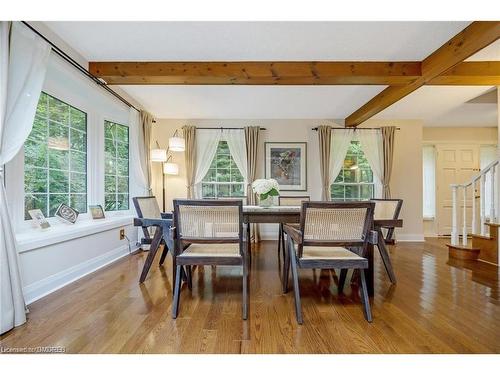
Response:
1,22,51,334
193,129,222,198
422,145,436,218
128,107,149,197
328,129,355,185
356,129,384,197
225,129,247,187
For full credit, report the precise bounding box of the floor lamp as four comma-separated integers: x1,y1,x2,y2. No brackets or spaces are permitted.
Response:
151,131,185,212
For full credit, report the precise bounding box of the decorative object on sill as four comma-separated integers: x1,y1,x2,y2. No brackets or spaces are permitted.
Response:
55,203,79,224
252,179,279,208
28,209,50,229
89,204,105,219
168,129,185,152
265,142,307,191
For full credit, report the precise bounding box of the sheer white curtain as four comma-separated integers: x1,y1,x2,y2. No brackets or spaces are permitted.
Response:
422,145,436,218
194,129,222,198
128,107,149,197
225,129,247,188
1,22,51,334
356,129,384,197
329,129,355,186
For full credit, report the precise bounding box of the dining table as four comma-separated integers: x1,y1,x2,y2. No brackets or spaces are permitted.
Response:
242,205,403,296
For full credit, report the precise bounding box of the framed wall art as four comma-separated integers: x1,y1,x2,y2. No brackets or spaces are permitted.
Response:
264,142,307,191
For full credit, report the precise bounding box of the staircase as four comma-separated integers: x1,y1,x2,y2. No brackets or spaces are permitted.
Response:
447,158,500,266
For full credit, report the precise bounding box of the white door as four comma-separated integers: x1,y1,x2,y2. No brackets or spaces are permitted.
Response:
436,144,480,236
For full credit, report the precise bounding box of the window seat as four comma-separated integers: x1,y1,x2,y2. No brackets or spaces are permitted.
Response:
16,215,134,254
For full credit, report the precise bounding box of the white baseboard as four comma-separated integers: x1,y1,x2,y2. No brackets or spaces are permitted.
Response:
23,243,139,305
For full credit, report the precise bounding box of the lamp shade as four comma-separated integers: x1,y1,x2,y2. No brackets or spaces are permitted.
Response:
163,162,179,175
168,136,185,152
151,148,167,162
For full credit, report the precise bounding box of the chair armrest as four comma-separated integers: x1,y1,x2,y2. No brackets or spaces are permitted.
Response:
161,212,173,220
368,230,378,245
283,224,302,244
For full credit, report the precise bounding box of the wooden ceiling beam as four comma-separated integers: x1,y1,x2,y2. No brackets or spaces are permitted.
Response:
428,61,500,85
89,61,422,85
89,60,500,86
345,21,500,127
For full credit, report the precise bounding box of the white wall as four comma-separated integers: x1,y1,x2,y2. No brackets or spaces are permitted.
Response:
152,118,425,241
6,47,140,305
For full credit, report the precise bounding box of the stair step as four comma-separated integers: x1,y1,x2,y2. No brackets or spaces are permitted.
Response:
446,244,480,261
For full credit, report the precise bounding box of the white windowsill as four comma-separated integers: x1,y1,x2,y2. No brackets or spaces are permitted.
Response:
16,214,135,254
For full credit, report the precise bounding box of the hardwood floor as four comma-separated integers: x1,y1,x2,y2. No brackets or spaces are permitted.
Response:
1,238,499,353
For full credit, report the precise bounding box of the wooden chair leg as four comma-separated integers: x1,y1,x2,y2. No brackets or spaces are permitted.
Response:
242,258,249,320
186,265,193,291
159,243,168,266
139,228,162,283
359,269,373,322
338,269,348,293
278,224,283,258
377,228,397,284
172,264,182,319
289,244,303,324
282,236,291,293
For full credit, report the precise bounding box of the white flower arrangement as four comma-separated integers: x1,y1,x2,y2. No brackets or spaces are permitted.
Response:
251,178,280,200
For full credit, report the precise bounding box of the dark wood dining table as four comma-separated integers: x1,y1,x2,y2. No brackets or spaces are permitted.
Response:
242,205,403,296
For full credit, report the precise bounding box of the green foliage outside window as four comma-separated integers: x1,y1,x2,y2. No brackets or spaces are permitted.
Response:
331,141,374,201
24,92,87,219
201,141,245,198
104,120,129,211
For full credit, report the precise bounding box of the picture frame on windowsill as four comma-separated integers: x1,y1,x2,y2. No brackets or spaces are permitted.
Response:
89,204,106,220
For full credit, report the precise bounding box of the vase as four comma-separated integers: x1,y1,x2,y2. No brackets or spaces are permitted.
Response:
258,195,274,208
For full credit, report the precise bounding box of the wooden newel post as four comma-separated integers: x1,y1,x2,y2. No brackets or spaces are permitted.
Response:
451,184,459,246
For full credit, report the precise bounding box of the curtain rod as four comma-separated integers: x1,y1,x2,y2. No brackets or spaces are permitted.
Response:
195,127,267,130
20,21,143,116
311,127,401,131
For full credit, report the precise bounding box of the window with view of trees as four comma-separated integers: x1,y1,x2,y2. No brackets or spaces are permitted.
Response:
24,92,87,219
104,120,129,211
201,141,245,198
331,141,374,201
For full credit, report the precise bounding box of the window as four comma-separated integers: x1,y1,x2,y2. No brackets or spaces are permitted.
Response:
423,145,436,219
201,141,245,198
331,141,374,201
24,92,87,219
104,120,129,211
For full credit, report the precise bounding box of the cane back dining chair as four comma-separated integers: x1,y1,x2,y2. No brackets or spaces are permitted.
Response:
132,196,174,283
370,198,403,283
283,201,377,324
278,196,310,261
171,199,249,320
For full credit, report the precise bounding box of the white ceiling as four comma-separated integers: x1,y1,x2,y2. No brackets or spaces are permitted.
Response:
44,21,470,61
118,85,386,119
41,21,498,126
374,86,497,127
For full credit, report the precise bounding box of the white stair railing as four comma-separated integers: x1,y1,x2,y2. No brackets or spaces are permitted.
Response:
450,158,499,246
